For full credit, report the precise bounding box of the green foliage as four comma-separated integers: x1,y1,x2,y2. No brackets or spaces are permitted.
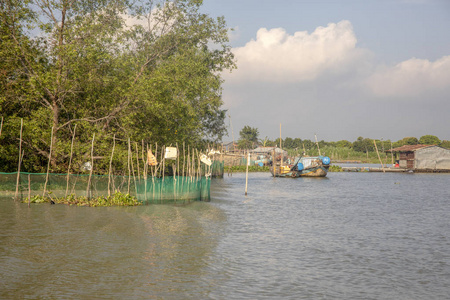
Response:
328,165,343,172
336,140,352,148
0,0,236,174
238,125,259,149
393,137,419,148
24,192,142,207
440,140,450,149
419,135,440,145
227,165,270,172
353,137,374,153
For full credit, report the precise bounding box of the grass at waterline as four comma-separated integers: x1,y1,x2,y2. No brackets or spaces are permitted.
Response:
23,192,142,207
226,165,271,173
328,165,343,172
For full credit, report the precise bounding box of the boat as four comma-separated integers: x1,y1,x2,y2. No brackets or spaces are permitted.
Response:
270,156,331,178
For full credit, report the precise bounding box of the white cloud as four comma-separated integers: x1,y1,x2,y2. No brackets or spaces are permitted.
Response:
367,56,450,97
226,20,368,83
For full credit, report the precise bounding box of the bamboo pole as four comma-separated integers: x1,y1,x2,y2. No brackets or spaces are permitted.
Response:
86,133,95,199
374,140,385,173
315,134,321,156
131,143,138,196
245,150,249,196
183,142,186,177
42,125,53,198
130,141,136,182
197,149,201,180
176,142,179,178
162,146,165,181
154,142,158,177
187,146,191,178
391,141,394,166
141,140,146,180
108,134,116,197
15,119,24,201
135,142,140,181
127,138,131,194
158,145,164,178
65,124,77,198
144,143,148,203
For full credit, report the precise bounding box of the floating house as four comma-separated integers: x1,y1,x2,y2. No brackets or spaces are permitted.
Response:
387,145,450,172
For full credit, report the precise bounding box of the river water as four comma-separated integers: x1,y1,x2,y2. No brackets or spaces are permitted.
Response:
1,172,449,299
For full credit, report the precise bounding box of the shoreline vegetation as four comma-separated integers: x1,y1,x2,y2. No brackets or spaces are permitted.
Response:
22,192,142,207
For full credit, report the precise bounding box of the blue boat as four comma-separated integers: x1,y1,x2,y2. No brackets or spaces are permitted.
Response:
270,156,331,177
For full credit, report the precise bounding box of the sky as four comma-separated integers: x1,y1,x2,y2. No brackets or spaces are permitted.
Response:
200,0,450,142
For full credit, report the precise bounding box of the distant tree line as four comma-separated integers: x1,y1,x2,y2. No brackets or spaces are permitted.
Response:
237,126,450,158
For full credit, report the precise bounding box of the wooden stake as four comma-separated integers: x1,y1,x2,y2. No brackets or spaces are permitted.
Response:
43,125,53,198
183,142,186,177
86,133,95,199
108,134,115,197
176,142,179,178
130,142,137,196
135,142,140,181
65,124,76,198
315,133,321,156
245,150,249,195
390,141,394,166
162,146,165,181
15,119,23,201
373,140,385,173
127,138,131,194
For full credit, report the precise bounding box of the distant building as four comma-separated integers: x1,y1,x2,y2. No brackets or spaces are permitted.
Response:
387,145,450,172
222,141,238,153
251,147,287,156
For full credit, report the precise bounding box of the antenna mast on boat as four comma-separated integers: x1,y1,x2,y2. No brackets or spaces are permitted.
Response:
228,114,235,145
315,133,321,156
280,123,283,168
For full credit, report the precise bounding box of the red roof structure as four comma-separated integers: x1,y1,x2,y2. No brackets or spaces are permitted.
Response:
387,144,435,153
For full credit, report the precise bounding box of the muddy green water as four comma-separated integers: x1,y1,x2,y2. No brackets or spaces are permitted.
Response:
1,172,449,299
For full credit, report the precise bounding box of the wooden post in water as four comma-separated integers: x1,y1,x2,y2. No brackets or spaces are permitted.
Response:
130,141,137,195
280,124,283,168
15,119,23,201
273,149,277,176
66,124,77,198
135,142,140,181
390,141,394,166
86,133,95,199
245,150,249,195
108,134,115,197
127,138,131,194
373,140,385,173
43,125,53,198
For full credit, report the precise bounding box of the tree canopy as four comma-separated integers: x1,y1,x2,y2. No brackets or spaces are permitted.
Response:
419,135,440,145
237,125,258,149
0,0,235,173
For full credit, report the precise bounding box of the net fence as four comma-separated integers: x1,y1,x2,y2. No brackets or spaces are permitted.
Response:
1,172,211,204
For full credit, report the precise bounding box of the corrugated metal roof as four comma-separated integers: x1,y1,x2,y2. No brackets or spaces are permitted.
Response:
386,144,435,152
251,147,286,154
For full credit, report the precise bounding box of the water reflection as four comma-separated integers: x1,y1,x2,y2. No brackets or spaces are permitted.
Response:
0,198,226,299
1,172,450,299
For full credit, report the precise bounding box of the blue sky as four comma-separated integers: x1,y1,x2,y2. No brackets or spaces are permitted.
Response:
200,0,450,142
